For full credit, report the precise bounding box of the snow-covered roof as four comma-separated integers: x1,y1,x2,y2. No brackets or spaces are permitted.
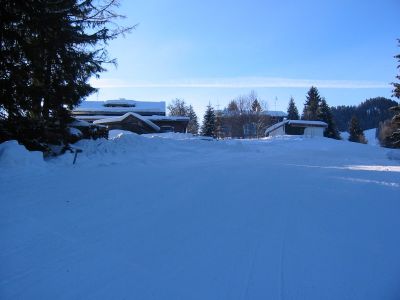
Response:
73,115,119,120
263,111,288,117
287,120,328,126
216,110,287,117
147,115,190,121
75,115,189,122
265,121,286,134
69,119,92,127
265,119,327,134
93,112,160,132
74,99,165,113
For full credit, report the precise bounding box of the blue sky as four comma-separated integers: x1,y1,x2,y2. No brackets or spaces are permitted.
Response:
88,0,400,117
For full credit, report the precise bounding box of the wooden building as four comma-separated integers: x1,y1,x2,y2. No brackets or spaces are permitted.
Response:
72,99,189,134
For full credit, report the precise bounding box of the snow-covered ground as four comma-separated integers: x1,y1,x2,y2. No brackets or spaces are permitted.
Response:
1,134,400,300
364,128,379,146
341,128,379,146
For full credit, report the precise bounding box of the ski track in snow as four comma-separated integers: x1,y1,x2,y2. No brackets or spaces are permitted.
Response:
1,134,400,300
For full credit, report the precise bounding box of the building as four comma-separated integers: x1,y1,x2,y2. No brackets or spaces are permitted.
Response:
72,99,189,134
216,110,287,138
265,120,328,137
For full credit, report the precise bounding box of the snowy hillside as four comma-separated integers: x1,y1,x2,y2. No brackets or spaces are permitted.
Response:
341,128,379,146
1,134,400,300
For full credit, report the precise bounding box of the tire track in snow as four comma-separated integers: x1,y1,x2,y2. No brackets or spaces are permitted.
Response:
241,239,261,300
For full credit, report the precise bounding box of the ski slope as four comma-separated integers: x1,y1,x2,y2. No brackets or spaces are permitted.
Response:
1,134,400,300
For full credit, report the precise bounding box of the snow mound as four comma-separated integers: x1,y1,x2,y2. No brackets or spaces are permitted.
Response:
363,128,378,146
0,140,45,168
341,128,379,146
143,132,198,140
340,131,349,140
109,129,136,139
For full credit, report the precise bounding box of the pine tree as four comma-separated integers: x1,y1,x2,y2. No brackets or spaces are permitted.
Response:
0,0,133,151
251,99,262,113
392,39,400,99
302,86,322,120
186,105,199,134
348,116,367,144
317,98,341,139
388,39,400,147
287,97,299,120
201,104,216,137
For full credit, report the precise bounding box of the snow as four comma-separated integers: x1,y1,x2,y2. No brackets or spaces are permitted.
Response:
364,128,378,146
341,128,379,146
1,135,400,299
147,115,190,121
104,99,137,106
69,119,91,127
74,100,165,113
68,127,82,136
341,131,349,140
0,140,45,168
287,120,327,126
219,110,287,117
108,129,136,139
143,132,203,140
387,149,400,161
263,110,288,117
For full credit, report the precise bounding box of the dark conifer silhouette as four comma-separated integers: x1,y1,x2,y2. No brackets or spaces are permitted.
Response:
287,97,299,120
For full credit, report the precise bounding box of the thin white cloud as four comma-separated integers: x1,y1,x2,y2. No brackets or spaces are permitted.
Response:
90,77,390,89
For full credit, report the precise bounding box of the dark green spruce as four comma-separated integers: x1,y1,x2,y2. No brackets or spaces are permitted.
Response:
317,98,341,139
287,97,299,120
0,0,133,152
201,104,216,137
302,86,322,120
348,116,367,144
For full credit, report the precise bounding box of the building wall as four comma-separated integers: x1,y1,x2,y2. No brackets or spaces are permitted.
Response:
151,120,188,133
104,115,158,134
269,125,325,137
304,127,325,137
217,115,271,138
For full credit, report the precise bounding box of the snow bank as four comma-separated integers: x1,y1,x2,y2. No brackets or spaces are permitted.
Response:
108,129,135,139
340,131,349,140
364,128,378,146
0,140,45,168
1,135,400,299
143,132,199,140
341,128,379,146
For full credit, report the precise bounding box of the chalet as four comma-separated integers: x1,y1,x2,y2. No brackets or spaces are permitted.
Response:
72,99,189,134
265,120,328,137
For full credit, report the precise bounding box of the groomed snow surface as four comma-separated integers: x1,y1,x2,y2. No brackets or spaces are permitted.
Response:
1,134,400,299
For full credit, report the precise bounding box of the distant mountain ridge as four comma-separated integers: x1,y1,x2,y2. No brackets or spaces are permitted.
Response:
331,97,398,131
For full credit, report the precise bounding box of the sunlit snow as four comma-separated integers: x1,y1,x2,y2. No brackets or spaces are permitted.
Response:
1,134,400,300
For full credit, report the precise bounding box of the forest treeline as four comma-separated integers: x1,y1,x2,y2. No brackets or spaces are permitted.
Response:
331,97,398,131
